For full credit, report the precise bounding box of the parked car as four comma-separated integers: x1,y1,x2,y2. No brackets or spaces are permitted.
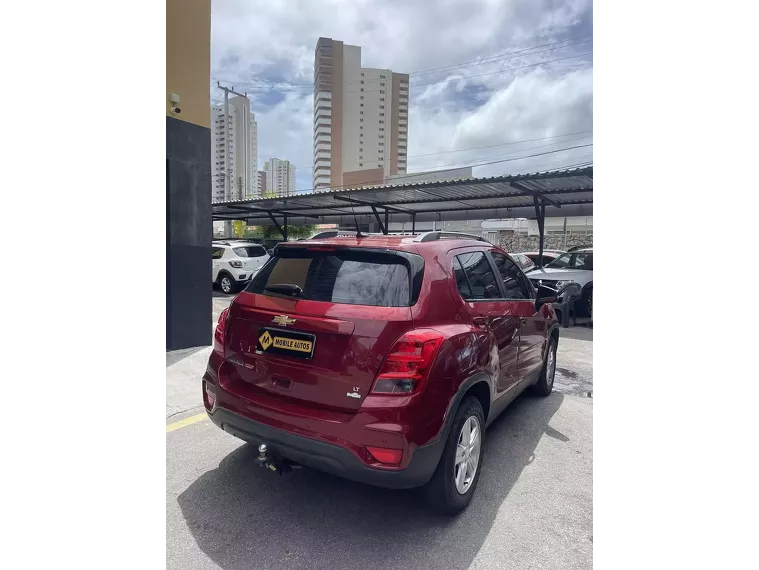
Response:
520,250,565,268
526,247,592,318
204,231,560,514
510,253,536,272
212,241,270,294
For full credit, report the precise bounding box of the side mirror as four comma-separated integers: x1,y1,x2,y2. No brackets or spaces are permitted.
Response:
535,285,557,311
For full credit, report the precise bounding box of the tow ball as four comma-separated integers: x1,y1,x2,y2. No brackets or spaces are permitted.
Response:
256,444,299,475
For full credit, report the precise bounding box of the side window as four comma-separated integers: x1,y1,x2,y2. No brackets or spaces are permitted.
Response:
491,252,531,299
454,252,500,300
211,247,224,260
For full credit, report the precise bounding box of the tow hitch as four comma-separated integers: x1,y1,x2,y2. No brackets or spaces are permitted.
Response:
255,444,300,475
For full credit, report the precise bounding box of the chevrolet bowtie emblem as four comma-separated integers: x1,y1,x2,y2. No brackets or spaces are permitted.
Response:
272,315,296,326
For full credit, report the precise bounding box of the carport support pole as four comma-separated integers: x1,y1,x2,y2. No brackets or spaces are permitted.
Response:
534,197,546,267
283,214,288,241
411,213,416,234
384,210,389,234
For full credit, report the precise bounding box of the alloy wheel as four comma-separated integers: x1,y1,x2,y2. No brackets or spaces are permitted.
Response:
454,416,481,495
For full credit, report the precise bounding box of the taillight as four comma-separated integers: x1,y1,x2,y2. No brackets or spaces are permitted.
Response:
371,329,444,395
213,308,229,356
229,260,243,268
366,446,402,465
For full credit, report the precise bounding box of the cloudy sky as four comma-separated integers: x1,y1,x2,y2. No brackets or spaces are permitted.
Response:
210,0,593,193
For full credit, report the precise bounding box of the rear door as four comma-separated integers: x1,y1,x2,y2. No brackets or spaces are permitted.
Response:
224,245,421,413
453,250,521,398
490,252,545,382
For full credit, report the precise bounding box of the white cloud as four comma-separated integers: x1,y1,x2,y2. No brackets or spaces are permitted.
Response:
211,0,593,191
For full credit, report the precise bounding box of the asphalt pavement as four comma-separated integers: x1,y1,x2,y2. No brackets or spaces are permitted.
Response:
166,293,593,569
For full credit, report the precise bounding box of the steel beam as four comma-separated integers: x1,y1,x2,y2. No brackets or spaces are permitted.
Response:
267,212,286,240
370,206,387,235
333,195,410,214
511,181,561,207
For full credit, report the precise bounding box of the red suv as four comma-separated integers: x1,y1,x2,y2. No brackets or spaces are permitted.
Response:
203,232,560,514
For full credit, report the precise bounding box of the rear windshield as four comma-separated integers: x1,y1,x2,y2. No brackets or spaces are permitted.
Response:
247,248,421,307
233,246,268,258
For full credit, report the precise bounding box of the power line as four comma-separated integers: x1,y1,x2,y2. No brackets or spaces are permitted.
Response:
311,132,593,170
212,36,592,92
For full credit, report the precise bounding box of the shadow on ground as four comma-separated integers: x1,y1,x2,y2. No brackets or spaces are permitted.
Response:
176,393,564,570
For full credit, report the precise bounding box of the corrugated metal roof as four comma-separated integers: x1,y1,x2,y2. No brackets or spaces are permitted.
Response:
212,166,592,221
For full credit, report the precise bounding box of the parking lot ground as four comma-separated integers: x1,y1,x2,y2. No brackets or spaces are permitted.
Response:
167,298,593,569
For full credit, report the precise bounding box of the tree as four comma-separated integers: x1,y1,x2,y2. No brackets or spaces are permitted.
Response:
262,224,317,240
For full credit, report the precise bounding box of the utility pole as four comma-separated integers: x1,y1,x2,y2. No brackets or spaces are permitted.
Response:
217,82,249,236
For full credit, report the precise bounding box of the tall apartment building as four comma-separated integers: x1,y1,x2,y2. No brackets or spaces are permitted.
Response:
263,158,296,197
313,37,409,192
211,96,259,202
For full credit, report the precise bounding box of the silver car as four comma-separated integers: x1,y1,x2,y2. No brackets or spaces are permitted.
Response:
526,248,593,317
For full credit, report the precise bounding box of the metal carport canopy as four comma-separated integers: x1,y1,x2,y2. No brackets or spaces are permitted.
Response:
212,166,592,251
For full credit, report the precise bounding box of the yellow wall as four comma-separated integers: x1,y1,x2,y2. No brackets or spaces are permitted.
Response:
166,0,211,128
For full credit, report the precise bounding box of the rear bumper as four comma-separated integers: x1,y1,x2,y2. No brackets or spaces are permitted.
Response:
207,407,443,489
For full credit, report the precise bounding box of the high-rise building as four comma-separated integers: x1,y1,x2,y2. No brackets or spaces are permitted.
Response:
258,171,267,195
313,37,409,192
211,96,258,201
263,158,296,197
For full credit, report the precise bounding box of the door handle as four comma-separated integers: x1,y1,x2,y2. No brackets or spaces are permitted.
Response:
520,318,528,325
473,316,488,328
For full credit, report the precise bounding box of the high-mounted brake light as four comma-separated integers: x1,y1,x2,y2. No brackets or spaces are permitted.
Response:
213,308,229,356
371,329,444,395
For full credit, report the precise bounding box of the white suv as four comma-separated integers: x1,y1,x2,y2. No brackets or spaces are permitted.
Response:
526,247,593,318
212,241,270,294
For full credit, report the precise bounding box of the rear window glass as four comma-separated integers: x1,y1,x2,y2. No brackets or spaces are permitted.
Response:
247,249,417,307
233,246,268,258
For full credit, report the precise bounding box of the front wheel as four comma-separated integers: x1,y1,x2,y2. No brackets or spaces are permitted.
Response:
424,396,485,515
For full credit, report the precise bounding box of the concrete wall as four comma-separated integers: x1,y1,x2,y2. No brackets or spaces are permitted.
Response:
498,233,593,252
166,0,212,350
166,0,211,128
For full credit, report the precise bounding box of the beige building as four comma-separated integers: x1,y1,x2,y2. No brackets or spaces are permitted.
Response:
264,158,297,197
313,37,409,192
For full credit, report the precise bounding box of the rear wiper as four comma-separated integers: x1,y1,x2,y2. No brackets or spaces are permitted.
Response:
264,284,304,297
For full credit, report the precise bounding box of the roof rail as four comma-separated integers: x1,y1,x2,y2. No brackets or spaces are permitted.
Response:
567,244,592,252
415,231,488,243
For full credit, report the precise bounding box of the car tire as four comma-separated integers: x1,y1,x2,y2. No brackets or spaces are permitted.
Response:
218,273,236,295
531,336,557,397
424,396,485,516
579,283,593,318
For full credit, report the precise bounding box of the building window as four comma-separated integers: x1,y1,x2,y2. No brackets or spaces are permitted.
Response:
361,72,365,76
380,82,385,86
360,126,363,130
359,163,363,167
379,90,385,94
360,111,364,115
360,134,363,137
379,142,384,146
379,120,384,124
360,80,364,84
380,74,385,78
360,96,364,99
379,112,384,116
360,119,363,122
380,98,385,102
379,127,384,131
359,155,363,159
379,105,384,109
360,88,364,92
360,103,363,107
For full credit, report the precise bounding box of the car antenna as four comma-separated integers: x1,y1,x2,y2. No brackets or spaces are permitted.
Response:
347,184,364,238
